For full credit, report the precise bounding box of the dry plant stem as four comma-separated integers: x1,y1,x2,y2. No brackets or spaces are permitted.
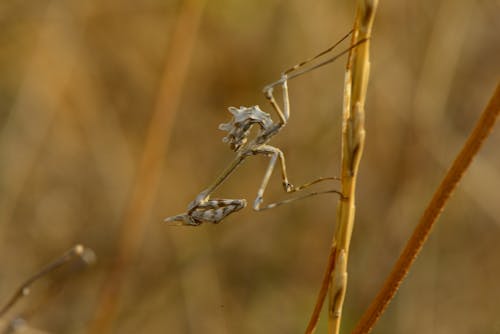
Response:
304,2,378,333
352,82,500,334
329,0,377,331
87,1,206,333
305,243,337,334
0,245,88,317
328,1,378,333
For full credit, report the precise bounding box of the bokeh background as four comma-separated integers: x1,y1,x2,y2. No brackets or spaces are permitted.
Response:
0,0,499,333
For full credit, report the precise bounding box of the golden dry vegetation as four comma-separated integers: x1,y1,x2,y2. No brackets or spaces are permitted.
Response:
0,0,499,333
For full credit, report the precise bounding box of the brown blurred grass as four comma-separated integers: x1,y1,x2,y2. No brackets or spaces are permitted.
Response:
0,0,499,333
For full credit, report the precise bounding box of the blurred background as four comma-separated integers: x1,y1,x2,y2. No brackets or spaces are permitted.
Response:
0,0,499,333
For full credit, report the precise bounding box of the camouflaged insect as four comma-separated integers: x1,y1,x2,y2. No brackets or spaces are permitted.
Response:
164,31,362,226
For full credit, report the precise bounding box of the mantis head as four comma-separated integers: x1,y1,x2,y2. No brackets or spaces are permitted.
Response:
219,106,274,151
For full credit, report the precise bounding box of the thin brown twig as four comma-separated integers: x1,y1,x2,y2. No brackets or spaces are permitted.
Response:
352,82,500,334
0,244,93,318
305,243,337,334
86,1,207,333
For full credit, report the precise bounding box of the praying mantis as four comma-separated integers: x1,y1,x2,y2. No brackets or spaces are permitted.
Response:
165,30,366,226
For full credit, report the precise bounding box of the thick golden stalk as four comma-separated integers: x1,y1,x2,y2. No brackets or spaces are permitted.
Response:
328,1,378,333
